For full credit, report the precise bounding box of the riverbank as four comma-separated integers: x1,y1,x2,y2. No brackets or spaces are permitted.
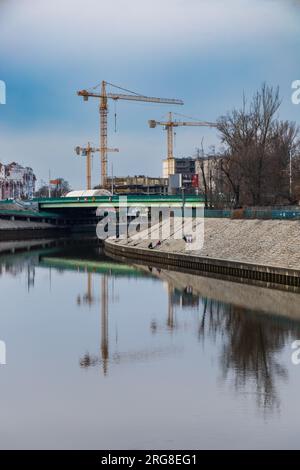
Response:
105,218,300,289
0,219,68,240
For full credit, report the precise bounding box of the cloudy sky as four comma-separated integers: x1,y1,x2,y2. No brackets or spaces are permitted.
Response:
0,0,300,188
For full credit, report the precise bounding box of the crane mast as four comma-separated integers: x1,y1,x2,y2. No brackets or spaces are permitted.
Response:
78,81,184,187
148,112,217,178
75,142,118,190
99,81,108,188
75,143,99,190
167,113,174,176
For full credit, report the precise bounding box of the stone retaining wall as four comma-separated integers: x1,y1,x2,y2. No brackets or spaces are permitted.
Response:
0,219,68,240
104,218,300,289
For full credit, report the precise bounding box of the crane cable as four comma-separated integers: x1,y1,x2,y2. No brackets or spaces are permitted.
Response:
87,80,143,96
114,100,117,133
172,111,207,122
105,81,143,96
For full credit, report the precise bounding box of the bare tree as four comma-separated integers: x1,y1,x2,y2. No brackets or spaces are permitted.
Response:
217,84,300,206
35,178,71,198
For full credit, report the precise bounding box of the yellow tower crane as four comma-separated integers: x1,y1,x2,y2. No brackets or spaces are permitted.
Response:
75,142,119,190
77,81,184,188
148,112,217,178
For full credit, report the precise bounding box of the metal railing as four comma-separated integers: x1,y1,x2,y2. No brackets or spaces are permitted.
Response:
204,207,300,220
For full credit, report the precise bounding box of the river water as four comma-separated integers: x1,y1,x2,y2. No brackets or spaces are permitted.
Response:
0,238,300,450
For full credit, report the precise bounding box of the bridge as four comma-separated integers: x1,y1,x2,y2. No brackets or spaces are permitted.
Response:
37,194,204,210
2,194,300,229
35,194,205,229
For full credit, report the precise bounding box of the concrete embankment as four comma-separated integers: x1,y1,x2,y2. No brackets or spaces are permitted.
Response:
104,218,300,290
0,219,68,240
0,238,58,256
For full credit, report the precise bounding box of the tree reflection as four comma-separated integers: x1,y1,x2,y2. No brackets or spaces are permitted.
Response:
198,298,299,412
80,352,99,368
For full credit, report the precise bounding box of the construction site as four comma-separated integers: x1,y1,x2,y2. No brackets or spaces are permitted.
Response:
75,80,217,196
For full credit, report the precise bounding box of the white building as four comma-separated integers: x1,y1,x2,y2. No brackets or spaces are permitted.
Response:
0,162,36,200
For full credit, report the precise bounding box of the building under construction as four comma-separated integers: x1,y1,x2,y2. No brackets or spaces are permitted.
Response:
100,154,222,196
100,175,169,195
75,81,218,196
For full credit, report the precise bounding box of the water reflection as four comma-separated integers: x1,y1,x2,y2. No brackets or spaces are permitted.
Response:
151,268,300,413
0,251,36,289
198,299,289,411
43,244,300,414
78,273,182,375
1,239,300,419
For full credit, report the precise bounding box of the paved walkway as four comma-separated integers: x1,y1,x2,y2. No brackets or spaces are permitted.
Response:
114,217,300,270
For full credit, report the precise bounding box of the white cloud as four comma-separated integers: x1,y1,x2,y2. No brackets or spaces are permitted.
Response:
0,0,298,65
0,0,298,186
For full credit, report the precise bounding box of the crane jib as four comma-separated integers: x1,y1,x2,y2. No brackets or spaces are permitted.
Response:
107,93,184,105
77,83,184,186
77,91,183,105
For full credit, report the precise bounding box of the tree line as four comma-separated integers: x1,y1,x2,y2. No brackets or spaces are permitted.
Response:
200,83,300,208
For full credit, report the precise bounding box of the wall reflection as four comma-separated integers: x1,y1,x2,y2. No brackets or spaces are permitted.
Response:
148,267,300,413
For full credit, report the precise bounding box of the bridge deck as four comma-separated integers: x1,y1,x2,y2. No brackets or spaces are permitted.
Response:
36,194,205,211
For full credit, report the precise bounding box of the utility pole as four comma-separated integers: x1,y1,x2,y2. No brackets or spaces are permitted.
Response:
289,148,293,200
48,170,51,198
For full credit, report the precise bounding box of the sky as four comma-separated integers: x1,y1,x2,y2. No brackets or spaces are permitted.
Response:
0,0,300,189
